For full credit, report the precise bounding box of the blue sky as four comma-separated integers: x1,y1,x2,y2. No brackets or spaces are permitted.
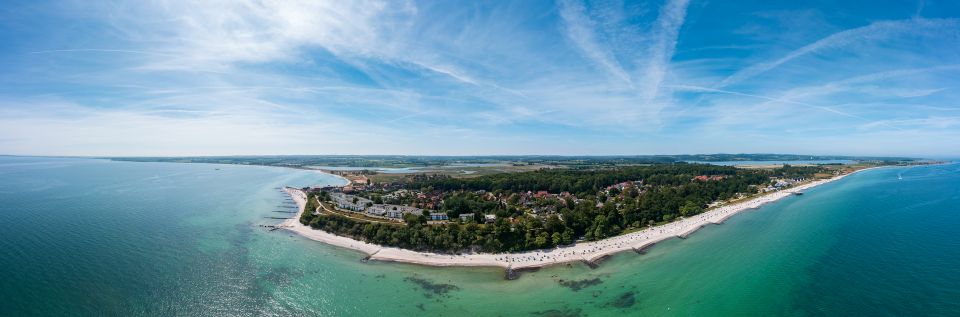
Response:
0,0,958,157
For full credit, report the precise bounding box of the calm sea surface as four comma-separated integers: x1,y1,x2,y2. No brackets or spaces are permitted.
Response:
1,157,958,316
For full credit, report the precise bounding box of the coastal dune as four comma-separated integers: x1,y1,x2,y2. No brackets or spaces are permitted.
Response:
282,169,866,270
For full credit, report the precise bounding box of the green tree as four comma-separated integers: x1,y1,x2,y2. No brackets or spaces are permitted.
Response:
535,231,549,248
551,232,562,247
680,201,702,217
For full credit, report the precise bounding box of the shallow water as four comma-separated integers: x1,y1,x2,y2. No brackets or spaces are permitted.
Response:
1,157,957,316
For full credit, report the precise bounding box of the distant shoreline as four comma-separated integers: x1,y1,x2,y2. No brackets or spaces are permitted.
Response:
292,166,351,186
281,166,882,272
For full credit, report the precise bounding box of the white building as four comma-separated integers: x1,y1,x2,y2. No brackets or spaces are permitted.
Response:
330,193,372,212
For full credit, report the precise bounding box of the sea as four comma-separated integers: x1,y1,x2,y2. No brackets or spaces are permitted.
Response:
1,156,958,316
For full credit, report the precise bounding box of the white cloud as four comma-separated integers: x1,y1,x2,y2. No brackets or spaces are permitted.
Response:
717,18,960,88
558,0,633,85
635,0,689,101
3,1,959,156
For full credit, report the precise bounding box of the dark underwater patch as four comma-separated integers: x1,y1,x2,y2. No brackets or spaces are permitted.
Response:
530,307,583,317
404,276,460,298
607,291,637,308
557,277,603,291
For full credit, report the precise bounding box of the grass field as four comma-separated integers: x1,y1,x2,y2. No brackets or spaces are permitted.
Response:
366,164,555,183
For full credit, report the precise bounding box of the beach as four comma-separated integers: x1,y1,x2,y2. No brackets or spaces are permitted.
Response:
282,168,870,270
280,188,382,255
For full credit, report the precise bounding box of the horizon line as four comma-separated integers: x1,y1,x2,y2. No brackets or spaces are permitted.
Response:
0,153,935,159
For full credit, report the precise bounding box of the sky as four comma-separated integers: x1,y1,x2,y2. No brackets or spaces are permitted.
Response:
0,0,958,157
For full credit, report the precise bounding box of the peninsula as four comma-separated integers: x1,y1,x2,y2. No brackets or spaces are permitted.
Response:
275,159,907,272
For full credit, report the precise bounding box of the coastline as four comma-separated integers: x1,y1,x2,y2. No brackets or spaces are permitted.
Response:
295,167,351,186
282,167,878,270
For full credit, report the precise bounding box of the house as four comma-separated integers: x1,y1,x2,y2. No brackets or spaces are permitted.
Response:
386,208,403,219
330,193,371,212
430,213,448,221
693,175,726,182
400,206,423,216
383,190,406,201
352,176,369,185
383,205,423,219
532,205,555,214
484,214,497,223
366,204,392,217
774,179,796,188
366,204,386,216
459,213,475,222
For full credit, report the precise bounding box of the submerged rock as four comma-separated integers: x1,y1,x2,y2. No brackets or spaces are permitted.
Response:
530,307,583,317
557,278,603,291
607,291,637,308
404,276,460,298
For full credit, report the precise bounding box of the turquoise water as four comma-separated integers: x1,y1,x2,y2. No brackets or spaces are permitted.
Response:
1,157,958,316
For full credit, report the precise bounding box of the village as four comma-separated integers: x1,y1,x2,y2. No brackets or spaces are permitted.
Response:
306,169,814,227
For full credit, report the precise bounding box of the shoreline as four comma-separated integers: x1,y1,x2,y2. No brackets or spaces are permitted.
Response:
282,167,879,270
292,166,351,186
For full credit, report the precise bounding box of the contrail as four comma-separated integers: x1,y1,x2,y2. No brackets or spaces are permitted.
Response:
666,84,904,130
716,18,959,88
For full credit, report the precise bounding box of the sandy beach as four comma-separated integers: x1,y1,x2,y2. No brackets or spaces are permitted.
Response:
282,168,872,270
280,188,382,255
